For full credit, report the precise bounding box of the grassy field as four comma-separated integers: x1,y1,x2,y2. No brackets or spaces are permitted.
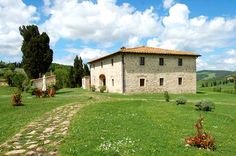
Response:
59,91,236,155
0,87,92,144
0,87,236,155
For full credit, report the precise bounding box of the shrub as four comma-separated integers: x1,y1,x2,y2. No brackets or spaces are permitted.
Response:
90,85,96,92
195,100,215,111
12,72,26,91
164,91,170,102
99,86,106,93
4,70,14,86
176,97,187,105
12,90,23,106
185,116,215,150
48,88,56,97
35,89,43,98
213,87,221,92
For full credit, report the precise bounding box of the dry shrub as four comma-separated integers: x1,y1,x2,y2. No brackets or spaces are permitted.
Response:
35,89,43,98
48,88,56,97
12,90,23,106
185,116,215,150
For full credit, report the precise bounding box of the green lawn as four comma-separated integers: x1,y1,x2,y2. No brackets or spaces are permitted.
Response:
0,87,236,155
59,91,236,155
0,87,92,144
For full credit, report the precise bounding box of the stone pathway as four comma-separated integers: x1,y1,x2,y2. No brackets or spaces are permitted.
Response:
0,104,81,156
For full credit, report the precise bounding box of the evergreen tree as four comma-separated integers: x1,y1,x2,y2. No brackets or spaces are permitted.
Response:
83,64,90,76
69,67,76,88
73,56,84,87
19,25,53,79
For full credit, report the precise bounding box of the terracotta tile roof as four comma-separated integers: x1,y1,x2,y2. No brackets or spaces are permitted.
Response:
120,46,200,56
88,46,200,63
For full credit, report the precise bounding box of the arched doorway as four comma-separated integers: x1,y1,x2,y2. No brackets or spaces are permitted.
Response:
99,74,106,86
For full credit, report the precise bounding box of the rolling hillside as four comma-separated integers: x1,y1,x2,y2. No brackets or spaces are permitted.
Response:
197,70,234,81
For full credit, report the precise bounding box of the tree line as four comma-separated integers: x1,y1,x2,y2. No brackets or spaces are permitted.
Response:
1,25,90,90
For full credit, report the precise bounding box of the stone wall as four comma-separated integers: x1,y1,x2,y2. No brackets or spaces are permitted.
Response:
124,53,197,93
0,79,8,87
82,76,91,90
90,53,197,94
90,54,123,93
32,75,56,89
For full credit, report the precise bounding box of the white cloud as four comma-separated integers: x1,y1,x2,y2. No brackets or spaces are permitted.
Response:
163,0,175,9
146,38,161,47
226,49,236,55
224,58,236,64
0,0,38,56
66,47,108,61
147,3,236,52
54,47,109,65
41,0,161,45
126,36,140,47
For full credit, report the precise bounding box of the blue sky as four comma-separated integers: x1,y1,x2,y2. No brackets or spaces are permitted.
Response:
0,0,236,70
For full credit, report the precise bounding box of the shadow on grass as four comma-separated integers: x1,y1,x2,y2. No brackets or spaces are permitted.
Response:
56,90,74,95
197,91,206,94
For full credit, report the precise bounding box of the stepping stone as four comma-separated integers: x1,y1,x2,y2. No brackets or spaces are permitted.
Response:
26,151,35,156
27,144,38,149
44,140,50,144
5,149,26,155
28,130,36,135
36,147,44,152
26,141,37,145
43,127,55,133
14,145,22,150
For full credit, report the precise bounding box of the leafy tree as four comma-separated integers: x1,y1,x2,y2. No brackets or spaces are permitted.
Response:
54,68,69,88
83,64,90,76
12,72,27,91
4,70,14,86
74,56,84,87
0,61,6,68
19,25,53,79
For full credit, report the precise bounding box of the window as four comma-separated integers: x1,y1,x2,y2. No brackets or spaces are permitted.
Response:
112,79,114,86
101,62,103,68
159,58,164,66
160,78,164,86
140,79,145,87
140,57,145,65
178,77,183,85
111,59,114,66
178,58,183,66
93,64,95,68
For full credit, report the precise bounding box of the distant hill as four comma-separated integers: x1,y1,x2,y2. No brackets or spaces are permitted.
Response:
197,70,234,81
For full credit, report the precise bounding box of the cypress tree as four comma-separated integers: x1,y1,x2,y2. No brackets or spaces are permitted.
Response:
74,56,84,87
69,67,76,88
19,25,53,79
83,64,90,76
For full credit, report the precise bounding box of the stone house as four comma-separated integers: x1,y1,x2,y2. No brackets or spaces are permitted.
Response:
88,46,200,93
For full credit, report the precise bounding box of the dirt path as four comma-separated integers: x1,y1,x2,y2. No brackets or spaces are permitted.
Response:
0,104,81,156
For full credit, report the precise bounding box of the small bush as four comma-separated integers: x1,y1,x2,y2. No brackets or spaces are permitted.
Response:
213,87,221,92
99,86,106,93
12,90,23,106
91,85,96,92
164,91,170,102
185,116,215,150
35,89,43,98
12,72,26,91
48,88,56,97
176,97,187,105
195,100,215,111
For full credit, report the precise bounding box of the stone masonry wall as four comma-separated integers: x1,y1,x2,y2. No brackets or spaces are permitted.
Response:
90,54,123,93
123,53,197,93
